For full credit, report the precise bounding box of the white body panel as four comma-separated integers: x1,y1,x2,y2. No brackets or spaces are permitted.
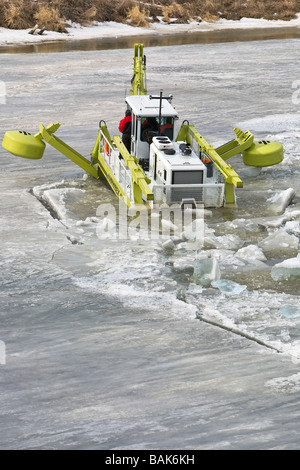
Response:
121,94,225,207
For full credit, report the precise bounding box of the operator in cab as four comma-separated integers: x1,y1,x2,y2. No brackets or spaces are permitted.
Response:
118,109,132,153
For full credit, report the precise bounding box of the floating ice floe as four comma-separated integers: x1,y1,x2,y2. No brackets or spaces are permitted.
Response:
193,256,220,287
267,188,296,215
285,220,300,235
211,279,247,296
181,218,205,241
161,218,179,234
161,239,175,254
222,218,262,233
258,228,299,258
204,232,244,250
265,372,300,393
32,182,85,224
262,216,288,229
253,206,300,230
285,205,300,219
196,247,267,272
206,248,253,271
235,244,267,262
271,254,300,281
238,166,262,178
238,113,300,135
279,305,300,319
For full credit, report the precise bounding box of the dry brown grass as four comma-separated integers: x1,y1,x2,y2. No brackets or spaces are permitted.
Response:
244,0,300,20
81,6,98,25
35,4,67,32
0,1,6,27
51,0,98,24
117,0,138,19
0,0,299,31
2,0,36,29
162,2,191,23
180,0,300,21
127,4,150,27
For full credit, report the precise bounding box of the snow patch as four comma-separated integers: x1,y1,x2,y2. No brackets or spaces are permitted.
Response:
266,372,300,393
1,14,300,46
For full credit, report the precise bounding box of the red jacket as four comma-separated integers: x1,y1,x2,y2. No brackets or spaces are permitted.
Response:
118,116,132,134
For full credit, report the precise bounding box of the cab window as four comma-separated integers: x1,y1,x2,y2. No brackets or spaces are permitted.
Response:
160,117,174,139
141,117,159,141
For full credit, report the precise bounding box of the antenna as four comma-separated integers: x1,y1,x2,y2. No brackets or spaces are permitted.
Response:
149,90,170,134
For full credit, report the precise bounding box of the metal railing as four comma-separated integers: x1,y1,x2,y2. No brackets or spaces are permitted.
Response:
100,130,135,204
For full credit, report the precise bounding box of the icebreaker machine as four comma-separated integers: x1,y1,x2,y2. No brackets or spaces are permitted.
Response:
2,43,284,208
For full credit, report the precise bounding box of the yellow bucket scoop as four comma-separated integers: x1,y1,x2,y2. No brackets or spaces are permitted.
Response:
2,130,46,160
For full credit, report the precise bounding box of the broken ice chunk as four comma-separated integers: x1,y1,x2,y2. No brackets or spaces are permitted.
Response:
268,188,296,215
279,305,300,319
285,220,300,235
271,254,300,281
236,244,267,262
258,229,299,258
161,239,175,254
211,279,247,296
193,257,221,287
263,216,287,229
204,233,244,250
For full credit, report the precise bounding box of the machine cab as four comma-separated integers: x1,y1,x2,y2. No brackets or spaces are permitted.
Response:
124,94,178,162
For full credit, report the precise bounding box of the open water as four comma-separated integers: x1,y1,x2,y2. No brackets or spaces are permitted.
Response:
0,35,300,450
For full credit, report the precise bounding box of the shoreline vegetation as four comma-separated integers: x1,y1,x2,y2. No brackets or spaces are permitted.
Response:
0,0,300,33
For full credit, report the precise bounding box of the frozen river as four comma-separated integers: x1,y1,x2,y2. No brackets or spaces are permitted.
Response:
1,36,300,450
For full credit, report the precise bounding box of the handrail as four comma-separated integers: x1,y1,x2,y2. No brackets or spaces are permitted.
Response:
177,124,243,188
113,135,154,204
176,123,244,204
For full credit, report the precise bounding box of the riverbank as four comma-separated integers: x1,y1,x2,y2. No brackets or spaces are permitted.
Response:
1,14,300,48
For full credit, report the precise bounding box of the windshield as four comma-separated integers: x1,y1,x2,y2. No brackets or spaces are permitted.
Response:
141,116,174,141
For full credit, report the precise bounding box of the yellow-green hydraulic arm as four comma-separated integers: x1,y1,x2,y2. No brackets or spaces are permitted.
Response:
130,43,147,96
38,123,99,179
176,124,254,204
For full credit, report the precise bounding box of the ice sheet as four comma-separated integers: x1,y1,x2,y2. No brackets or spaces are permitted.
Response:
1,37,300,450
